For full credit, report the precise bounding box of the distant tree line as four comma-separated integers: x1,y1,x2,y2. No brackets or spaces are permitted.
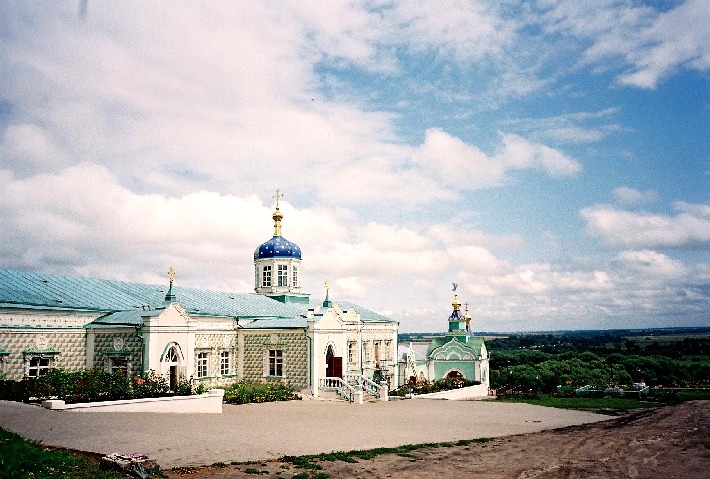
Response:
487,330,710,394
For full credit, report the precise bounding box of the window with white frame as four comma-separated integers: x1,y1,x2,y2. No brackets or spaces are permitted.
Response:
292,266,298,287
277,264,288,286
262,265,272,287
197,352,208,378
220,351,230,375
384,340,391,360
348,342,356,364
27,356,51,378
375,341,381,364
364,341,371,363
268,349,283,377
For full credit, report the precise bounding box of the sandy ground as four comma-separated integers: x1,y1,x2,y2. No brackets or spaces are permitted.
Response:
164,401,709,479
0,398,610,467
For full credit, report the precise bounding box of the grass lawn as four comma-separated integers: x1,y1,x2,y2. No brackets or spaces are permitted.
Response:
496,395,668,414
0,428,125,479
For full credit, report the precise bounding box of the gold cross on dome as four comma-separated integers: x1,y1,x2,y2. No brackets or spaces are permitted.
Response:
168,266,176,284
273,189,284,209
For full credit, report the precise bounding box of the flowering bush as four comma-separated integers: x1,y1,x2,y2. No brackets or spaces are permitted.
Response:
0,368,203,403
222,380,301,404
390,377,481,397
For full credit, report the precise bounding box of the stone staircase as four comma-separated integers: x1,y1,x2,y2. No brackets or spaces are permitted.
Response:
316,375,388,404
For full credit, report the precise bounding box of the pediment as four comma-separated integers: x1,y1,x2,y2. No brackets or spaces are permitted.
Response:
429,338,478,361
144,302,193,327
309,308,347,330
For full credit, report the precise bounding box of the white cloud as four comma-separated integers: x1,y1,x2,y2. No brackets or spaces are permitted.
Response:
502,108,624,145
390,0,513,63
0,124,66,173
538,0,710,89
618,0,710,88
412,129,580,189
613,187,659,206
616,250,687,279
581,202,710,249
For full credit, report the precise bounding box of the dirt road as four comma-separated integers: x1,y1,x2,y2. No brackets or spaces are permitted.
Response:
165,401,709,479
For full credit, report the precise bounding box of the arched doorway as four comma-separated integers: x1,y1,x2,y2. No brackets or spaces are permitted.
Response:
446,369,464,380
161,343,183,391
325,344,342,378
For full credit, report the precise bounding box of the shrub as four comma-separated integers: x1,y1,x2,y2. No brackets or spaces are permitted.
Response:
0,368,201,403
223,381,301,404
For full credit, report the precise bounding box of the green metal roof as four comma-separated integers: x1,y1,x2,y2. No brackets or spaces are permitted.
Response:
0,269,304,319
241,318,308,329
0,270,395,327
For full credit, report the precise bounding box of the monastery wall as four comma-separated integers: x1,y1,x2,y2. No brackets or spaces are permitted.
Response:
242,330,308,390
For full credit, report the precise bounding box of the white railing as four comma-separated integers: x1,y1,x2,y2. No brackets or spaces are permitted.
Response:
319,377,356,403
346,374,387,400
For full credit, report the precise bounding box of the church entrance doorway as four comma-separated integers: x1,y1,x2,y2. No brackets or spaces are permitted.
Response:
169,365,177,390
161,343,182,391
325,344,342,378
446,370,464,380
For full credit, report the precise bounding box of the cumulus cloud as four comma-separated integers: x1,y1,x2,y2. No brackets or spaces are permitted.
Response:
412,129,580,189
581,201,710,249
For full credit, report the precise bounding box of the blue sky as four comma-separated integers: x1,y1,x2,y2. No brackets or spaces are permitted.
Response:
0,1,708,332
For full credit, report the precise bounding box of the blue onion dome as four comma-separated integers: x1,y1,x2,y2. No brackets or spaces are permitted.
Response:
254,236,302,260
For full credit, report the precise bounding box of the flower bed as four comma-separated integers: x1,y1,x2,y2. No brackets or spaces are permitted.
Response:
0,368,206,403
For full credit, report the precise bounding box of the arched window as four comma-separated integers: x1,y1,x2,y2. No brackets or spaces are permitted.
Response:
164,346,179,363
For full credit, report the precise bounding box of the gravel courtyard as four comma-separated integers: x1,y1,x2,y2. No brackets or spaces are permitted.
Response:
0,398,610,468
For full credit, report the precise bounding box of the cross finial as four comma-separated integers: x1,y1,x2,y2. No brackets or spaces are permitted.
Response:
452,282,458,292
325,279,329,293
168,266,176,285
273,189,284,209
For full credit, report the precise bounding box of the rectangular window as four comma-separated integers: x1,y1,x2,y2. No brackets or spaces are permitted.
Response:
109,358,128,375
348,342,356,364
277,264,288,287
292,266,298,287
197,352,208,378
262,266,271,287
220,351,230,376
27,356,51,378
269,349,283,377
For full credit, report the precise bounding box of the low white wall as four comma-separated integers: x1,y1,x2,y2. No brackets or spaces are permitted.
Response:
414,384,489,400
42,389,224,413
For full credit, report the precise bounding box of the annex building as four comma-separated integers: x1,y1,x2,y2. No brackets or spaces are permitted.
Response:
398,291,490,396
0,198,399,396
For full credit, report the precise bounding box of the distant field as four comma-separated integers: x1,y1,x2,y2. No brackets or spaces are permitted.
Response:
625,333,710,343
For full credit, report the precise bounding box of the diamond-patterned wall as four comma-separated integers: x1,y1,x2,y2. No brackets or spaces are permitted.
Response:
93,330,142,376
0,330,86,379
243,332,308,389
192,333,239,388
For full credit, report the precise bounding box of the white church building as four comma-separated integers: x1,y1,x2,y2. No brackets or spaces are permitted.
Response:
0,197,399,396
